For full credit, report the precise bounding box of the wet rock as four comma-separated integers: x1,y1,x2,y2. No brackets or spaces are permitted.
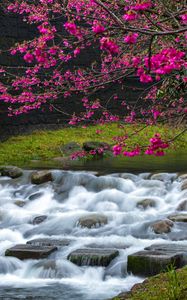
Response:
83,141,111,152
27,238,72,248
14,200,26,207
32,215,47,225
28,192,43,201
127,250,182,276
151,173,176,182
60,142,82,155
0,166,23,179
181,180,187,191
177,199,187,211
77,214,108,228
151,219,173,234
5,244,57,260
179,174,187,181
137,199,156,209
145,243,187,265
68,248,119,267
168,214,187,222
31,170,53,184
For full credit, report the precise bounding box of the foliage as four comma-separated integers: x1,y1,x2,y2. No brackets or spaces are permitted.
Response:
0,0,186,157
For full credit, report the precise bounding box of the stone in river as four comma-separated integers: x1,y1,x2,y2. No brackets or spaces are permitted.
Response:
68,248,119,267
136,199,156,209
168,214,187,222
77,214,108,228
5,244,57,260
14,200,26,207
27,238,72,248
32,215,47,225
0,166,23,179
127,250,182,276
31,170,53,184
181,180,187,191
151,219,173,234
177,199,187,211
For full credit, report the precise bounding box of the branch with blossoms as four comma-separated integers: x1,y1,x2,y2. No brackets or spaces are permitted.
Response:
0,0,186,157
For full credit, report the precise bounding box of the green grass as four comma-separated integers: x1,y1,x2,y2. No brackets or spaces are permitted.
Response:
0,123,186,165
113,265,187,300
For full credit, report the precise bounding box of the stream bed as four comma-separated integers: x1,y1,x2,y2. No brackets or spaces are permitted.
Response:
0,168,187,300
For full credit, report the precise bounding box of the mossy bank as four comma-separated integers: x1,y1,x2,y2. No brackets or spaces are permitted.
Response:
0,123,186,166
112,265,187,300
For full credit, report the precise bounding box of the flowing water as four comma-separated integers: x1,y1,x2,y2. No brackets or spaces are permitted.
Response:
0,169,187,300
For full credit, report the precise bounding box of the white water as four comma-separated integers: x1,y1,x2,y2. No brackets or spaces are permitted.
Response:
0,170,187,299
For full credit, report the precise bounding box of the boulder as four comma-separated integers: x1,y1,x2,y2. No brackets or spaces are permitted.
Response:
32,215,47,225
151,219,173,234
31,170,53,184
60,142,82,155
0,166,23,179
168,214,187,222
27,238,72,248
5,244,57,260
127,250,182,276
77,214,108,228
181,180,187,191
14,200,26,207
68,248,119,267
177,199,187,211
137,199,156,209
83,141,111,153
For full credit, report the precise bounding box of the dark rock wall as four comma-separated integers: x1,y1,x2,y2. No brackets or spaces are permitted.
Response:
0,11,149,141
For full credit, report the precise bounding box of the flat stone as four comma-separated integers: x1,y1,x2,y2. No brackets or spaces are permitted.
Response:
181,180,187,191
27,238,72,248
31,171,53,184
127,250,182,276
137,199,156,209
32,215,47,225
77,214,108,228
5,244,57,260
168,214,187,222
0,166,23,179
151,219,173,234
68,248,119,267
177,199,187,211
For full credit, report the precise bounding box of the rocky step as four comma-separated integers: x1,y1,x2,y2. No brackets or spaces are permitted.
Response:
27,238,72,248
5,244,57,260
68,248,119,267
31,170,53,184
168,214,187,222
127,243,187,276
0,166,23,179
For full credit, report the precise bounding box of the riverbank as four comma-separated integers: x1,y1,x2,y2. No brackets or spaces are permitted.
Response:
0,123,186,166
112,265,187,300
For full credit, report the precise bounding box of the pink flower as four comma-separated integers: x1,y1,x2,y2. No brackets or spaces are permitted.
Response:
23,53,34,63
113,145,122,156
64,22,77,35
100,37,119,54
124,33,138,44
140,73,153,83
92,24,105,34
123,11,137,21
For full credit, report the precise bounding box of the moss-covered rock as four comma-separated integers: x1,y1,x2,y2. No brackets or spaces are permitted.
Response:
127,250,182,276
0,166,23,178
